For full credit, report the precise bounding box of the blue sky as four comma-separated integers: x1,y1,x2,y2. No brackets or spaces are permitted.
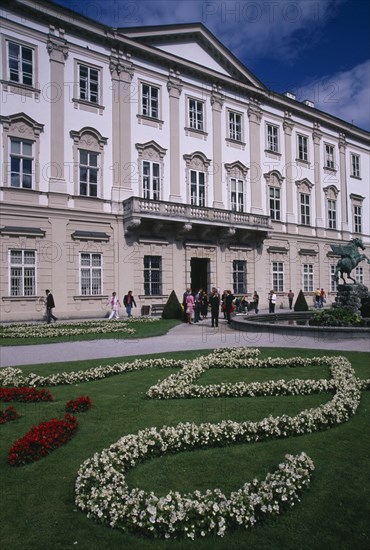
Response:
51,0,370,131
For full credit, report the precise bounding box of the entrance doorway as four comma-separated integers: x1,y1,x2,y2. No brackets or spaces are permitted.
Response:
191,258,210,293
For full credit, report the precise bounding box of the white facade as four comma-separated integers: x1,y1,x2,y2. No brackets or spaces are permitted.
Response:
1,0,369,321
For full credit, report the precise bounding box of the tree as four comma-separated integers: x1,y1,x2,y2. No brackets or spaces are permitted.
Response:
293,289,309,312
162,290,183,319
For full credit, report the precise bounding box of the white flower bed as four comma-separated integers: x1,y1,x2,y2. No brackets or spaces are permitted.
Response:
74,349,363,539
0,317,158,339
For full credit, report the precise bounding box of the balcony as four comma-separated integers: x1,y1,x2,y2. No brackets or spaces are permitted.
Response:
123,197,271,243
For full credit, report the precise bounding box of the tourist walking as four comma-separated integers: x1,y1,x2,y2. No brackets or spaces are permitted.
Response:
314,288,321,309
320,288,326,308
108,292,120,320
123,290,136,317
209,287,220,328
287,289,294,310
45,289,57,323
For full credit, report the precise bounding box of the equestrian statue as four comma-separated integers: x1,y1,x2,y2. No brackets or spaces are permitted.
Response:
331,237,370,283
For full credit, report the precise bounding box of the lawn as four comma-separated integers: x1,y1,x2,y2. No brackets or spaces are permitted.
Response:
0,348,369,550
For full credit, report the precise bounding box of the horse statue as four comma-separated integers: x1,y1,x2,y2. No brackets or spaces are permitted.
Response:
331,237,369,283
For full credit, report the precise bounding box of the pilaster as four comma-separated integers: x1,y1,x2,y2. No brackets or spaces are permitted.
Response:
167,69,183,202
312,121,324,234
283,111,295,225
338,132,349,235
247,98,263,214
211,85,224,208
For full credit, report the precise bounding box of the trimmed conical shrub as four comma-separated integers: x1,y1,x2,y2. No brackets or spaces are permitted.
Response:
293,289,309,312
162,290,182,319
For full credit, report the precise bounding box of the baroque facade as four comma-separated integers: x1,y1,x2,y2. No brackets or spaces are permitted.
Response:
1,0,369,322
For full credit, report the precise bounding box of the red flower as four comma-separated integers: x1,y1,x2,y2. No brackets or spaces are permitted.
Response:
0,406,19,424
0,387,53,402
65,396,92,413
8,414,78,466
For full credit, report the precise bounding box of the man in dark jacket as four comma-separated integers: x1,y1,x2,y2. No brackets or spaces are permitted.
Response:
225,290,234,324
209,287,220,328
45,289,57,323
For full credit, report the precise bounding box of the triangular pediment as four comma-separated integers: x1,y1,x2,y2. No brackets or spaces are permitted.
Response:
119,24,266,89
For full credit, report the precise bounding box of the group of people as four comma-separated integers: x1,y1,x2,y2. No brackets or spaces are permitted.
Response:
108,291,137,320
314,288,326,309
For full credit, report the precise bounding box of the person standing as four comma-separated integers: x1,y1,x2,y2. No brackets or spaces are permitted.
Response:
269,290,277,313
225,289,234,324
314,288,321,309
182,288,190,322
252,291,259,314
209,287,220,328
123,290,136,317
320,288,326,308
201,290,209,319
45,289,57,323
108,292,120,320
287,289,294,310
185,290,195,324
194,288,203,323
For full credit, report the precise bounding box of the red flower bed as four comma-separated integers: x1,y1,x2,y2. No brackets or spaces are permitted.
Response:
0,406,19,424
0,387,53,402
8,414,78,466
65,396,92,413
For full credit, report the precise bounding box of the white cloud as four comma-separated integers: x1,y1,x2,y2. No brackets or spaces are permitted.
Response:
297,60,370,130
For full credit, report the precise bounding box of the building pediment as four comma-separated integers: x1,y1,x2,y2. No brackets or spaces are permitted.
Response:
118,24,266,89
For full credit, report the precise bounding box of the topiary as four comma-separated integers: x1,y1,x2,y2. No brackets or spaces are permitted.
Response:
162,290,182,319
293,290,309,312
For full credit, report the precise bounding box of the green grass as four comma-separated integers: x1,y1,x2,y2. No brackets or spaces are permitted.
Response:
0,348,369,550
0,318,179,346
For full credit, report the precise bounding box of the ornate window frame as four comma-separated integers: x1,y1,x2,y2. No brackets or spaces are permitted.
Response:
1,35,40,99
323,185,339,230
183,151,211,206
135,140,167,201
225,161,248,212
0,112,44,190
264,170,284,221
296,178,314,226
70,127,108,198
72,59,104,114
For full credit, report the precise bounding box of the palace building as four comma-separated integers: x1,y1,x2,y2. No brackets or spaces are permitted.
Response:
1,0,369,321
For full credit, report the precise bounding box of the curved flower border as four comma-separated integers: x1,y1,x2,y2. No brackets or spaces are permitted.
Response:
0,317,159,340
74,351,362,539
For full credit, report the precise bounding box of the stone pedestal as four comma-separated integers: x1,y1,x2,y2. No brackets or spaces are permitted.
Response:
334,284,369,315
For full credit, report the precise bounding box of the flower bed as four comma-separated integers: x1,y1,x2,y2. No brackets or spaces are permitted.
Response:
9,414,78,466
0,406,19,424
66,396,92,413
74,350,362,539
0,317,158,340
0,386,53,402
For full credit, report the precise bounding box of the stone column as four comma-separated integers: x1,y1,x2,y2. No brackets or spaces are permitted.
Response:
109,51,134,204
167,69,183,202
283,111,294,225
338,133,349,235
312,121,324,235
247,98,263,214
47,29,68,196
211,85,224,209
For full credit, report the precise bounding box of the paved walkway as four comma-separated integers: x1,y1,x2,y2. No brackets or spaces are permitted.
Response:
1,316,369,367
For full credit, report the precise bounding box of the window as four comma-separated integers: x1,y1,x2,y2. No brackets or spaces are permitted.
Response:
272,262,284,292
79,64,99,103
302,264,314,292
8,42,33,86
190,170,205,206
10,138,33,188
80,253,102,295
142,161,160,200
79,150,99,197
269,187,281,221
141,84,159,118
230,178,245,212
144,256,162,295
355,267,363,284
298,134,308,161
300,193,310,225
325,144,335,169
327,199,337,229
351,154,360,177
9,250,36,296
267,124,279,152
228,111,242,141
354,205,362,233
233,260,247,294
330,265,338,293
188,99,204,131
